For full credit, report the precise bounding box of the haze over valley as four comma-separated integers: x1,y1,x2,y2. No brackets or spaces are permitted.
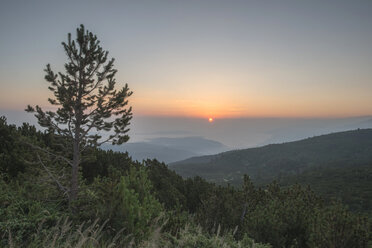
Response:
3,110,372,163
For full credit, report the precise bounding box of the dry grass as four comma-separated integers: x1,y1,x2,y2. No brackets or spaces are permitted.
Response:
7,216,269,248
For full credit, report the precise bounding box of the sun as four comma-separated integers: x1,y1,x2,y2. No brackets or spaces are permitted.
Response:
208,117,214,123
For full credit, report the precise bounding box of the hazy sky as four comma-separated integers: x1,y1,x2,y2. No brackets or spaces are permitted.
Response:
1,0,372,119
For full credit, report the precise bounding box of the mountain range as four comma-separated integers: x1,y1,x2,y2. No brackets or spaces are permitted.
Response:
102,136,229,163
170,129,372,185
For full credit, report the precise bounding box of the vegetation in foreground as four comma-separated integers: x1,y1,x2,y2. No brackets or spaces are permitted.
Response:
1,117,371,247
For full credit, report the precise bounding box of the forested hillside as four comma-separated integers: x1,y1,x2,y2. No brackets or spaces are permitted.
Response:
1,117,371,247
170,129,372,185
170,129,372,214
279,165,372,213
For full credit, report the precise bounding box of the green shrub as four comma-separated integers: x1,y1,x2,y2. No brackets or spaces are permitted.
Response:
310,202,371,248
0,175,63,246
88,165,163,242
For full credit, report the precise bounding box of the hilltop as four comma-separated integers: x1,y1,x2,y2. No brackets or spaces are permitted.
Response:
170,129,372,185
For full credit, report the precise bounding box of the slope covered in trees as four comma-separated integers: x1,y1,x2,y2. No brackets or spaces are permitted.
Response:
1,118,371,247
279,164,372,213
170,129,372,186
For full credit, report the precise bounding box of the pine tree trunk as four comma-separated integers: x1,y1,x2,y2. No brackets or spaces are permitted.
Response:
70,69,83,204
71,97,81,204
70,138,79,203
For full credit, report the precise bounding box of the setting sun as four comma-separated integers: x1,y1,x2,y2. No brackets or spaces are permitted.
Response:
208,117,214,123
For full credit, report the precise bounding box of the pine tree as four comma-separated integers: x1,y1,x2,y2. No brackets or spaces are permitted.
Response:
26,25,133,202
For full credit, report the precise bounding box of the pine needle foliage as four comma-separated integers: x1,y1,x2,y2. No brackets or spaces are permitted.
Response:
26,25,133,202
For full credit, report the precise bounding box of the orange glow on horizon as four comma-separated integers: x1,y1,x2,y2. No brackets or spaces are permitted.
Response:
130,91,372,119
11,88,372,120
208,117,214,122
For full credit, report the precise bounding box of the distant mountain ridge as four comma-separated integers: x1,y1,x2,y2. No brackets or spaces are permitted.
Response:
170,129,372,185
102,136,229,163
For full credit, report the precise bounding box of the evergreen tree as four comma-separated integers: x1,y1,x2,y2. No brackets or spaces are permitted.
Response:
26,25,132,203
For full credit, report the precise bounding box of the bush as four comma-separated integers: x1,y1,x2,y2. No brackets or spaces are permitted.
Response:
87,165,163,242
0,175,63,246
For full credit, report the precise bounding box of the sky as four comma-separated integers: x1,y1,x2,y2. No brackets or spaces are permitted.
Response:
1,0,372,149
0,0,372,120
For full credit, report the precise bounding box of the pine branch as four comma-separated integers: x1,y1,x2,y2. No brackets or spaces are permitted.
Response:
96,134,116,147
36,153,69,197
23,141,73,167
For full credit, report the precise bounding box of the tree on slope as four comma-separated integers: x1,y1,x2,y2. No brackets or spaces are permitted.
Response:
26,25,133,203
